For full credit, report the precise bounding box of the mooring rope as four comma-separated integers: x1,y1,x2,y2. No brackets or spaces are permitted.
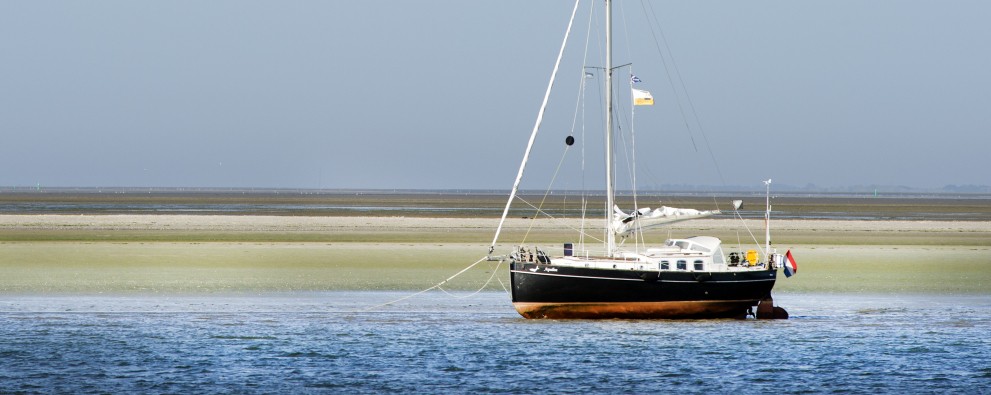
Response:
438,259,506,299
362,256,491,312
494,269,510,293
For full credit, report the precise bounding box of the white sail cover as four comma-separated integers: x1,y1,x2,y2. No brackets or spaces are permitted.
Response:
612,206,719,238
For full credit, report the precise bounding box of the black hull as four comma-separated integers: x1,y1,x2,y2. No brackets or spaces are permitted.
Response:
510,261,777,319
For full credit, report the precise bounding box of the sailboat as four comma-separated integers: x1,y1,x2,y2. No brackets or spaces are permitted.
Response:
488,0,792,319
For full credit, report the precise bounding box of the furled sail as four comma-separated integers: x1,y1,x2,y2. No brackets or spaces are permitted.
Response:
612,205,719,238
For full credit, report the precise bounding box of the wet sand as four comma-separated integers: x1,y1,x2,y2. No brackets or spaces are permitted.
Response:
0,214,989,294
0,214,989,248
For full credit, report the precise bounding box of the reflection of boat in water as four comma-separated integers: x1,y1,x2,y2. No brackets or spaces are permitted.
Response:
487,0,794,319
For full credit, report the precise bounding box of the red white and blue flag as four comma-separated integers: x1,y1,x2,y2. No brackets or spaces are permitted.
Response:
783,250,798,277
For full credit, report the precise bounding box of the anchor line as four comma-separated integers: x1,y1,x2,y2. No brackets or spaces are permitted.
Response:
362,256,492,312
438,259,506,299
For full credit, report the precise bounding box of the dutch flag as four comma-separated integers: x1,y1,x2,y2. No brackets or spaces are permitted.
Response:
783,250,798,277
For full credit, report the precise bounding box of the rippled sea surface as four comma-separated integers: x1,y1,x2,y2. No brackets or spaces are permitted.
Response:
2,292,989,394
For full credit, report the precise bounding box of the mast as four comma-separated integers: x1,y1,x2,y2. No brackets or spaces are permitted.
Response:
605,0,616,256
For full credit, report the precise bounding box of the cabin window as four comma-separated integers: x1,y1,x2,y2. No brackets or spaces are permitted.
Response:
713,247,726,264
676,260,687,270
660,260,669,270
694,260,704,271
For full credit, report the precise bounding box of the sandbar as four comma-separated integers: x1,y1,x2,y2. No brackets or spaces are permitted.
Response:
0,214,988,294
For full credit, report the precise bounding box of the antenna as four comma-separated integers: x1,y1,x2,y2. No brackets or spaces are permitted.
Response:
764,179,773,260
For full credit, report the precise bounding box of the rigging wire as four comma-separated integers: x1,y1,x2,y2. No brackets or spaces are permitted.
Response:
619,0,666,253
733,207,766,256
515,195,605,245
366,2,775,315
520,145,573,245
578,0,597,250
490,0,581,253
640,0,727,187
556,0,600,251
637,1,697,155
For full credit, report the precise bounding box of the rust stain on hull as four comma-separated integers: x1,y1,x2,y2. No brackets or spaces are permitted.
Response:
513,300,755,319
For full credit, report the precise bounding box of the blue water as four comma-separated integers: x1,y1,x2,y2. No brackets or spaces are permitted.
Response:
1,292,989,394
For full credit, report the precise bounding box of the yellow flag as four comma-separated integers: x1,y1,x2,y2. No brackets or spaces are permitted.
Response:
633,89,653,106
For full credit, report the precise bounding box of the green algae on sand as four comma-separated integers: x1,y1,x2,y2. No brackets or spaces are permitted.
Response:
0,213,989,294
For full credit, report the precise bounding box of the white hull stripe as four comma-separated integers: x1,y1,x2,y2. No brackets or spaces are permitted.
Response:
511,270,776,283
515,299,758,305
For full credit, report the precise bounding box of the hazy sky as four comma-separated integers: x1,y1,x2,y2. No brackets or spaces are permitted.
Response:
2,1,989,190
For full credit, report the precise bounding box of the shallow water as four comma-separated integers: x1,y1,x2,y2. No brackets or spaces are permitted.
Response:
1,292,989,394
5,197,989,220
